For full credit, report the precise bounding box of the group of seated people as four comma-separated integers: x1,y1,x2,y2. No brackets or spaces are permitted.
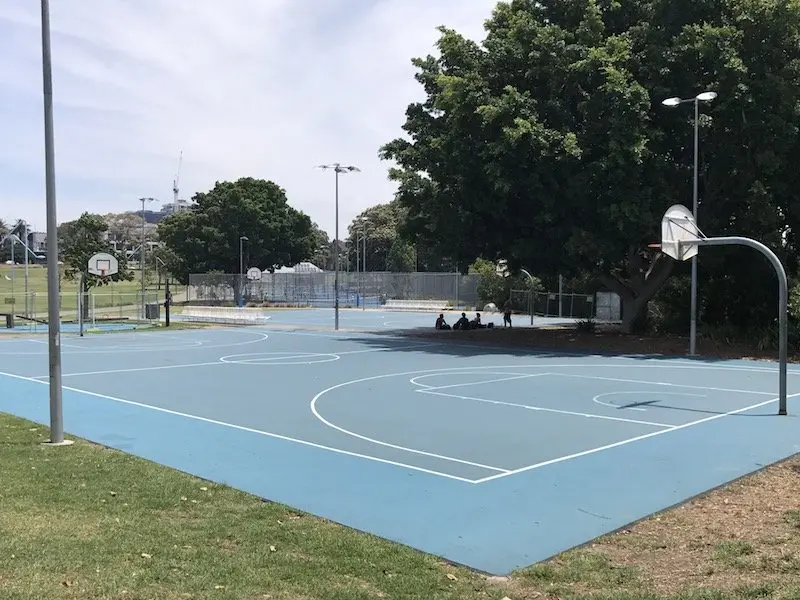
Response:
435,312,492,330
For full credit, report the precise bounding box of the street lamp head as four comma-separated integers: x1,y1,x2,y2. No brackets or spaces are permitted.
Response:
240,236,249,241
661,97,682,107
696,91,717,102
315,163,361,173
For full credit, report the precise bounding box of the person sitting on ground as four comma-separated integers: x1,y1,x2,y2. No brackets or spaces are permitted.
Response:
470,312,486,329
435,313,451,330
453,312,470,330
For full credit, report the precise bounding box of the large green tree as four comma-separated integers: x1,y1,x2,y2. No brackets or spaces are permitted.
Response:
157,177,317,283
346,200,416,272
59,213,134,288
346,200,454,272
381,0,800,333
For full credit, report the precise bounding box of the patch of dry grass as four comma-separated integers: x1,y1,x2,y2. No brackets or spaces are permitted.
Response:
505,454,800,599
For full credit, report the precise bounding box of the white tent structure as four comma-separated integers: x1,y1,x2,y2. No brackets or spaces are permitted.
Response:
267,261,324,275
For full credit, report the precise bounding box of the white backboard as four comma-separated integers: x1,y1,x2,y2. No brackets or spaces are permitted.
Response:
87,252,119,276
246,267,262,281
661,204,700,261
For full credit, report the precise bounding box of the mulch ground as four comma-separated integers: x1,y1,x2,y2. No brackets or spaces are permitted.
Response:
399,322,794,363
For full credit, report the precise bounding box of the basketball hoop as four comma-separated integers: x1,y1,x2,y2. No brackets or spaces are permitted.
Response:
87,252,119,277
661,204,702,261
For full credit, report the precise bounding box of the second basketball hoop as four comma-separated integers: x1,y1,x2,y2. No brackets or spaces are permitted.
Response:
87,252,119,278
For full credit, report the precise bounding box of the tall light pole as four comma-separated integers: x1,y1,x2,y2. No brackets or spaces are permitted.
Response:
662,90,717,355
40,0,70,446
239,235,248,307
359,217,369,274
316,163,360,330
138,197,155,320
239,235,248,277
23,222,29,318
356,217,369,309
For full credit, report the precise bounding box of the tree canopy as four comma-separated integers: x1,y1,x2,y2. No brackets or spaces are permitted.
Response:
346,200,417,272
381,0,800,332
59,213,134,288
157,177,318,282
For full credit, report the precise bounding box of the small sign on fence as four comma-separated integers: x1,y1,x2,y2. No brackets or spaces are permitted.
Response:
4,297,15,305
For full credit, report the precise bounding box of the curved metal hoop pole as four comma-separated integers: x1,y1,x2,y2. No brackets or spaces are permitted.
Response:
682,236,788,415
520,268,535,325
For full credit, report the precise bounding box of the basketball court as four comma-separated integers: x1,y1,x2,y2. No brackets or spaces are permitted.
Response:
1,205,797,574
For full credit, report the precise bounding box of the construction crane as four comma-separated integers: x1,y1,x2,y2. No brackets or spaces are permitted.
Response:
172,150,183,205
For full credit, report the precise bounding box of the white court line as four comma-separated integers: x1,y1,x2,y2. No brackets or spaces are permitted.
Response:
473,392,800,483
593,391,706,412
0,330,270,356
8,361,798,485
35,344,426,378
309,363,797,483
418,389,674,428
0,370,482,484
309,394,510,473
33,361,227,379
409,372,550,392
552,372,777,396
336,344,431,355
29,339,85,349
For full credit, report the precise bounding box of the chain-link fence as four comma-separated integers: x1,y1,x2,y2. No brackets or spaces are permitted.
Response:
188,271,481,309
508,289,621,321
3,289,165,326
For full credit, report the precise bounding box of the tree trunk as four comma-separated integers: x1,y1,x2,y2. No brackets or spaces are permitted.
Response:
598,249,674,334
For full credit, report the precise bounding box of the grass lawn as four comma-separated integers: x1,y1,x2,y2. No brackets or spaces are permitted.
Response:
1,414,798,600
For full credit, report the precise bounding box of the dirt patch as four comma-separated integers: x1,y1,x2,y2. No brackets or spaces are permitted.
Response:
497,454,800,598
591,454,800,594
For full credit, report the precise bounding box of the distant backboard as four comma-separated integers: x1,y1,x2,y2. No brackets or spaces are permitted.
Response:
246,267,262,281
661,204,701,261
87,252,119,277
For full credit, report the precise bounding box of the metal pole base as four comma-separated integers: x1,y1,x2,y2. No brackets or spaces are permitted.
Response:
41,439,74,447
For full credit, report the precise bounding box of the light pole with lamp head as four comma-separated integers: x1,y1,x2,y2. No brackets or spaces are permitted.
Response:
315,163,360,330
661,90,717,355
356,217,369,309
138,197,156,320
39,0,70,445
154,256,171,326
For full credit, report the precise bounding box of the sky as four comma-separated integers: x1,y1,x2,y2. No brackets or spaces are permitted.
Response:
0,0,496,239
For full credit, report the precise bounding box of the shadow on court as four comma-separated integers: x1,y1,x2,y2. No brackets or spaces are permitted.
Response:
316,325,771,365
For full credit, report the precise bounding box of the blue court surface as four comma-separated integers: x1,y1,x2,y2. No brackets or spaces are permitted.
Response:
1,318,799,575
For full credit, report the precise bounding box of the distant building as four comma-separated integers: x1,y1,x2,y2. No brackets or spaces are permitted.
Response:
136,199,193,225
29,231,47,253
161,199,190,215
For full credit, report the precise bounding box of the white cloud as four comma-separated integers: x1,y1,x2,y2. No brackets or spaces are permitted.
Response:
0,0,496,238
